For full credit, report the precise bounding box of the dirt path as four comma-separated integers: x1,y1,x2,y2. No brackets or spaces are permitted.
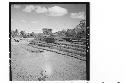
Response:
11,40,86,81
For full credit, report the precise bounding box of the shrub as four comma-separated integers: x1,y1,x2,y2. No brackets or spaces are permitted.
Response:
44,37,55,43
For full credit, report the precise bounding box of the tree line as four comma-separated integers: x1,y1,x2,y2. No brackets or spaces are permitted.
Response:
11,30,36,38
11,19,86,40
55,19,86,39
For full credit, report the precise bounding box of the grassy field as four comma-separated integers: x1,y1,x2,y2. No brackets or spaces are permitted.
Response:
11,38,86,81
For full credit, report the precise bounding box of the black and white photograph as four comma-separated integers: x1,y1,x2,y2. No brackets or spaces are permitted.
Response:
9,2,90,81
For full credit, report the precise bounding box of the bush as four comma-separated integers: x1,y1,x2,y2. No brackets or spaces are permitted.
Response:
44,37,55,43
62,38,72,42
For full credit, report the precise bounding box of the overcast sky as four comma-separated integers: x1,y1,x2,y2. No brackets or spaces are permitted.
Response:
11,4,86,33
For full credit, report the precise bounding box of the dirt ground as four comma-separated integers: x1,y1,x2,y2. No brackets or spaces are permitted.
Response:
11,39,86,81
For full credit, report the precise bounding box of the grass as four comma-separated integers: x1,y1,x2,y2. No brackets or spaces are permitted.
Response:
11,38,86,81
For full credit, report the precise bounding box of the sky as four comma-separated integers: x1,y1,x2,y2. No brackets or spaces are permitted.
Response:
11,4,86,33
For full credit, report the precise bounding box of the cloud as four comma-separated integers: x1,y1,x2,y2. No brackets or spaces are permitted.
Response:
70,12,86,19
22,5,36,13
22,5,68,16
13,5,21,8
47,6,68,16
35,6,48,13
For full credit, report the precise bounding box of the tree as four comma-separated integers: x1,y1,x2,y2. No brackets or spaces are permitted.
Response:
42,28,52,35
65,29,76,38
62,19,86,41
30,32,35,38
20,31,27,38
15,29,19,36
11,29,19,38
56,30,67,37
74,19,86,38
